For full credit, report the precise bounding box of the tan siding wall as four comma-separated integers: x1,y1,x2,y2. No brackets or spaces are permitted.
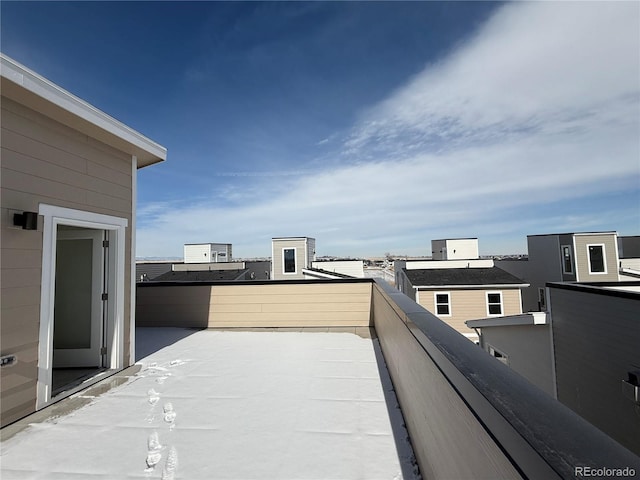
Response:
417,288,522,336
574,234,619,281
272,239,308,280
136,282,372,328
1,97,134,427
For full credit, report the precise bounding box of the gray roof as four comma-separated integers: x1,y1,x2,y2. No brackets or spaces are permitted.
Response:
303,267,355,279
151,269,247,282
404,267,527,287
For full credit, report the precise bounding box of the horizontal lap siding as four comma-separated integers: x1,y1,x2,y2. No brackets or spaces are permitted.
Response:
136,283,373,328
574,234,619,281
418,289,523,336
1,97,133,427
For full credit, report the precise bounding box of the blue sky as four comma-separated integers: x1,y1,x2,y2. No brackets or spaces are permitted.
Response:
2,1,639,258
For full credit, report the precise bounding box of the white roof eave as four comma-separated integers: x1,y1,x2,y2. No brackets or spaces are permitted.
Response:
0,53,166,168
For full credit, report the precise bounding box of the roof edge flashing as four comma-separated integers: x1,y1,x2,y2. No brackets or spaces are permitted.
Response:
1,53,166,166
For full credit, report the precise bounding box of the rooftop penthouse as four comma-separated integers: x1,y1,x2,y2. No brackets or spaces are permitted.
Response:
3,279,637,479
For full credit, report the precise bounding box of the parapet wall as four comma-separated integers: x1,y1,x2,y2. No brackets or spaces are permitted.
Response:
371,279,640,479
136,279,372,328
135,279,640,478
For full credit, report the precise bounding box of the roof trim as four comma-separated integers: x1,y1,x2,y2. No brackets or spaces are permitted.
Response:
527,231,617,238
431,237,478,241
466,312,549,328
272,237,316,241
1,53,166,168
414,284,529,290
546,281,640,299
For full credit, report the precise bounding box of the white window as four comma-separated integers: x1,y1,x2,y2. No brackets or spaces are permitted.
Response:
283,248,297,274
561,245,574,274
488,345,509,365
486,292,503,316
587,244,607,274
434,292,451,316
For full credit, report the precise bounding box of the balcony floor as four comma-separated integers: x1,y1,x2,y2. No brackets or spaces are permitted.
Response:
1,328,419,479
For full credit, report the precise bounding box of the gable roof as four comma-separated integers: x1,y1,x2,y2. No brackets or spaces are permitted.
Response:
404,267,528,288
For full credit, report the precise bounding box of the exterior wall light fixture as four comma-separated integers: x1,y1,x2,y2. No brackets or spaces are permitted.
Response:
13,211,38,230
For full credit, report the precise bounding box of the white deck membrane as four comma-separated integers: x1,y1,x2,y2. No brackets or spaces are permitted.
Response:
1,329,420,479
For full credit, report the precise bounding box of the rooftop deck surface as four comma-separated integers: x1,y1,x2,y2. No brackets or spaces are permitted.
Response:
1,328,419,479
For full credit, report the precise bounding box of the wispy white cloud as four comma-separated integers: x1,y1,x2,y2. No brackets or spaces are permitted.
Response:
137,1,639,258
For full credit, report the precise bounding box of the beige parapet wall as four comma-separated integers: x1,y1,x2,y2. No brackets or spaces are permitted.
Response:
371,283,522,480
136,281,373,328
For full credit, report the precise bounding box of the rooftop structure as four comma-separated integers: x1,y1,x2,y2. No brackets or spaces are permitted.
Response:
431,237,479,260
496,231,621,311
271,237,316,280
1,53,166,424
183,243,232,263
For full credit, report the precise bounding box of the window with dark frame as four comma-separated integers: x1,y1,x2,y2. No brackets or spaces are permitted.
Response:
283,248,296,273
435,293,450,315
562,245,573,274
487,292,503,315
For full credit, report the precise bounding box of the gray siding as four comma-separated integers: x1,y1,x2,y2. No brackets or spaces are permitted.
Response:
550,286,640,455
525,236,563,311
558,234,577,282
619,236,640,258
480,324,555,396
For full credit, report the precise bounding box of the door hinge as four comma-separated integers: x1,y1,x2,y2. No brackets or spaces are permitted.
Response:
103,240,109,248
102,293,108,301
100,347,107,355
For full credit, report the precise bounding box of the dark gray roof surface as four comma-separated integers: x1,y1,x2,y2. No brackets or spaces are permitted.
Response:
151,269,247,282
404,267,526,287
303,267,355,279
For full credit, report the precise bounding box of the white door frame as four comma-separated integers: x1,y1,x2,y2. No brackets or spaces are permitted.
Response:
37,204,128,409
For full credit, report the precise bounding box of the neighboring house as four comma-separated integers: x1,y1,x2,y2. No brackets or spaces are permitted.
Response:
397,266,528,342
470,281,640,456
548,281,640,456
271,237,316,280
0,54,166,426
311,260,365,278
497,231,621,312
151,269,249,282
466,312,555,397
184,242,232,263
